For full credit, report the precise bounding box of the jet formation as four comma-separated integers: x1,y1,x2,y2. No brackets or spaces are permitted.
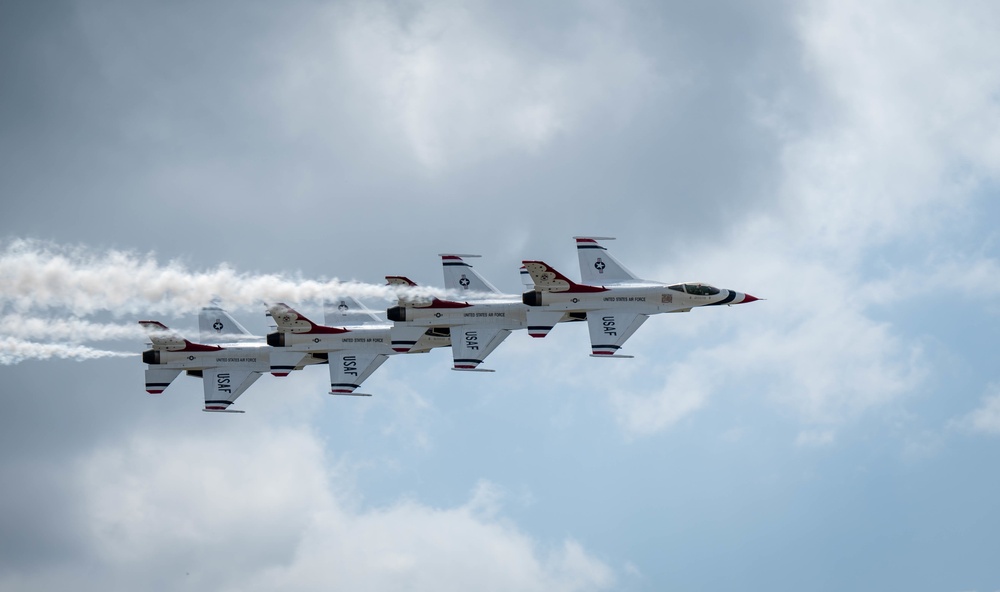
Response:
140,238,759,412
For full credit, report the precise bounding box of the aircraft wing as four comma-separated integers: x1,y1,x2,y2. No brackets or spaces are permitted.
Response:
203,367,260,412
586,311,648,357
329,351,388,396
451,325,511,371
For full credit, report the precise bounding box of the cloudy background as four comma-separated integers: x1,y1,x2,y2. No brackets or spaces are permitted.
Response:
2,0,1000,589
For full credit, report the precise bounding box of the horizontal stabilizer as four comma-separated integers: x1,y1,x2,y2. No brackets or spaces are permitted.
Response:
525,309,567,338
144,367,181,394
269,349,312,377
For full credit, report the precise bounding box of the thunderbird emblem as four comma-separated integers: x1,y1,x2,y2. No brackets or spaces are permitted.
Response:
459,275,471,288
213,320,224,332
594,258,606,273
338,301,349,312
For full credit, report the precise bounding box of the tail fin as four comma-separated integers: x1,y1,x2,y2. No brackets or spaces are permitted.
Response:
267,304,349,334
139,321,222,352
386,276,432,307
519,265,534,291
323,296,383,326
521,261,607,293
574,237,640,284
199,306,256,342
439,254,501,294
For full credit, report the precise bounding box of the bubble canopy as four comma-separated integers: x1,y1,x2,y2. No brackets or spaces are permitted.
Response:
667,283,721,296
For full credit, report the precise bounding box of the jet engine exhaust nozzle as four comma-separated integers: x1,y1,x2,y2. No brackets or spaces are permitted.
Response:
387,306,406,322
522,291,543,307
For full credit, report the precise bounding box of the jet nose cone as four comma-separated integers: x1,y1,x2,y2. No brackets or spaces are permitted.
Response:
740,293,759,304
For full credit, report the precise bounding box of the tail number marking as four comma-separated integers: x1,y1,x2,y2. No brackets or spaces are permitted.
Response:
465,330,480,350
343,356,358,377
602,316,617,337
217,372,232,394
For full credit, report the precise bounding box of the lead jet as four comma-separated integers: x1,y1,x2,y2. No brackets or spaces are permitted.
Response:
385,256,584,372
265,297,450,396
140,311,318,412
522,237,759,357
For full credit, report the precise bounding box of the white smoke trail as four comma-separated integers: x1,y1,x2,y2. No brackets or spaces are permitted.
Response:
0,337,136,365
0,315,148,342
0,240,446,315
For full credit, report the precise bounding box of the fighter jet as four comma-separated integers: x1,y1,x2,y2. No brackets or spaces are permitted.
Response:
385,256,584,372
265,297,450,396
522,237,759,357
140,314,293,413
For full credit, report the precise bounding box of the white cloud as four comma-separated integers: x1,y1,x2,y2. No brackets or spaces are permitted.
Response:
1,425,613,592
612,0,1000,437
952,387,1000,435
780,0,1000,254
611,361,713,436
274,0,661,171
612,246,926,436
795,429,835,447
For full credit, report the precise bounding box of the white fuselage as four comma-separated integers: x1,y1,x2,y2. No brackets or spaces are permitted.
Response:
523,282,751,314
143,342,271,373
389,298,530,329
272,324,449,354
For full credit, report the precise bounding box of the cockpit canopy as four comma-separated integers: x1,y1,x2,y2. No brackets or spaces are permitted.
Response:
667,283,721,296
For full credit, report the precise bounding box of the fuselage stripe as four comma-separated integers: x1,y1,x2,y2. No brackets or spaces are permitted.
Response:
704,291,737,306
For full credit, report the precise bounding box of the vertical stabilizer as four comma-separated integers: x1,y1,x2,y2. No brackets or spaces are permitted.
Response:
574,237,640,285
199,306,255,342
439,254,501,295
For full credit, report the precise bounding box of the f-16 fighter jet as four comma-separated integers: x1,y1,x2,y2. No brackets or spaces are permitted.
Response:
266,297,450,396
522,237,759,357
139,311,317,413
385,256,584,372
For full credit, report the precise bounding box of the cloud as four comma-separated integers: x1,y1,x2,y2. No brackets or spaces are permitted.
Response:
610,0,1000,438
274,0,660,171
778,0,1000,254
951,386,1000,435
0,424,613,592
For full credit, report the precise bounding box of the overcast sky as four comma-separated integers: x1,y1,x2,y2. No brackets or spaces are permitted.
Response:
2,0,1000,590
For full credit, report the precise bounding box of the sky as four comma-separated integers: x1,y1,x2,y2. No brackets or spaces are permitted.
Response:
2,0,1000,590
